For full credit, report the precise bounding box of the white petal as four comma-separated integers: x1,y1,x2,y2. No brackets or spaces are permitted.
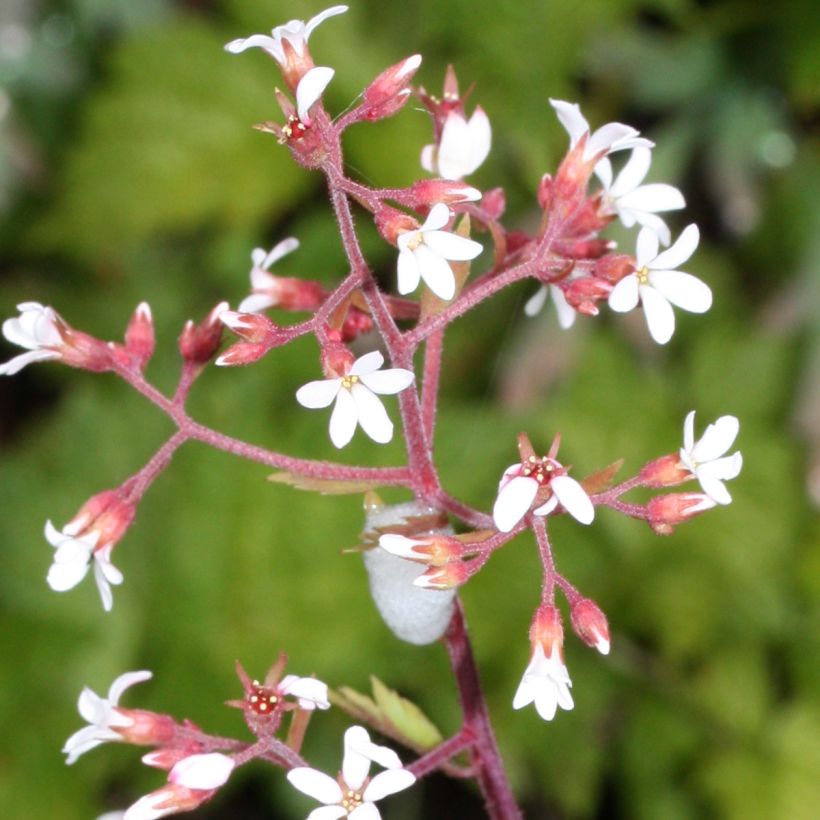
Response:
251,247,269,268
329,388,358,448
635,227,659,268
358,367,414,395
551,475,594,524
280,676,330,709
524,286,547,317
466,106,492,170
296,378,342,409
421,202,452,232
423,230,483,261
549,99,588,146
551,285,576,329
683,410,696,452
108,671,153,704
63,726,108,764
512,675,535,710
350,384,393,444
609,147,652,197
698,474,733,505
342,729,372,790
349,804,381,820
346,727,403,772
413,245,456,301
651,223,699,271
0,349,60,375
304,5,349,39
587,123,640,158
378,534,425,559
608,275,639,313
296,66,335,122
350,350,384,376
263,237,300,268
437,113,471,180
170,753,234,789
224,34,279,55
698,452,743,482
287,768,343,805
640,285,675,344
618,183,685,214
93,563,114,611
492,475,539,532
307,807,348,820
238,293,275,313
397,248,421,295
594,156,613,190
649,271,712,313
630,211,672,246
692,415,740,461
420,144,436,174
363,769,416,801
47,558,90,592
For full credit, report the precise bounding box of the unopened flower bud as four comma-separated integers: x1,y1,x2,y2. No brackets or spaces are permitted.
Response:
408,178,482,207
359,54,421,121
570,598,610,655
593,254,634,284
563,277,612,314
340,307,374,342
646,492,716,535
481,187,506,219
178,302,228,365
65,490,135,550
640,454,690,487
216,311,289,367
530,603,565,657
143,747,201,771
379,533,464,566
320,339,356,378
123,783,215,820
374,205,418,245
124,302,155,370
537,173,554,210
413,560,469,589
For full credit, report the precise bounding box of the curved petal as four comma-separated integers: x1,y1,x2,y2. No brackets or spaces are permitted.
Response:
420,202,451,232
698,474,732,505
296,379,341,409
397,248,421,295
492,475,539,533
420,144,436,174
607,275,639,313
551,285,576,329
363,768,416,802
640,285,675,344
698,452,743,482
328,388,358,448
532,686,559,721
594,156,613,191
683,410,696,453
587,123,640,158
635,227,659,268
551,475,594,524
524,286,548,317
350,350,384,376
280,676,330,709
47,559,90,592
423,231,483,261
307,807,348,820
618,183,685,214
349,804,380,820
350,384,393,444
649,271,712,313
77,686,106,723
609,147,652,197
108,671,153,705
224,34,279,55
287,767,343,805
512,675,535,709
466,106,491,170
631,211,672,246
93,566,114,611
651,223,699,271
238,293,276,313
0,348,60,375
437,113,471,180
359,367,414,395
263,237,300,268
413,245,456,301
170,753,234,789
342,734,372,790
304,5,349,39
296,66,335,122
692,415,740,462
549,99,588,146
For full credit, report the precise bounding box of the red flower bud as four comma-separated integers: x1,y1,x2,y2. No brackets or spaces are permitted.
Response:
570,598,610,655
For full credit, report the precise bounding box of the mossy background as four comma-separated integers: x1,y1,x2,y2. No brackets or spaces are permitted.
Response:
1,1,818,818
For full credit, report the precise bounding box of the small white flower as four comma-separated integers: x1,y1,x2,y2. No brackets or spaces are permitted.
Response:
295,351,415,448
596,147,685,245
0,301,64,375
239,239,300,313
421,107,492,180
278,674,331,711
169,753,235,790
224,5,348,65
295,65,335,123
493,459,594,533
679,411,742,505
608,224,711,345
396,203,483,300
45,520,124,612
512,642,574,721
523,284,576,329
287,725,416,819
550,98,653,162
63,671,153,764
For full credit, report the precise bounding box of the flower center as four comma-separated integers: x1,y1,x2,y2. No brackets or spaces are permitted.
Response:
341,788,364,811
636,266,650,285
280,115,308,144
521,455,556,485
341,375,360,390
404,231,423,251
248,681,279,715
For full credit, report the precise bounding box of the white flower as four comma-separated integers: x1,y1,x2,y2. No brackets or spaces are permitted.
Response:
45,520,124,612
523,284,576,329
169,753,235,790
679,411,742,505
421,107,492,180
278,675,331,710
396,203,483,300
224,5,348,65
296,351,414,448
512,642,574,721
550,98,653,162
239,239,300,313
287,725,416,820
0,301,64,375
295,65,335,123
608,224,711,344
595,147,685,245
492,458,594,533
63,671,153,764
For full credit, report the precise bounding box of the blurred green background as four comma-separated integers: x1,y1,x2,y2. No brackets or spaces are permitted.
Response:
1,0,818,818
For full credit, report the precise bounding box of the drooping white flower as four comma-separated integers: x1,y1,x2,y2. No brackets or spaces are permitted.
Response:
169,753,235,790
287,725,416,820
45,520,124,612
296,351,415,448
493,457,594,533
513,641,574,721
0,301,64,375
396,203,483,300
608,224,711,344
295,65,335,123
239,239,300,313
679,411,742,505
421,107,492,180
596,147,685,245
224,5,348,65
524,283,577,329
550,98,653,162
63,671,153,764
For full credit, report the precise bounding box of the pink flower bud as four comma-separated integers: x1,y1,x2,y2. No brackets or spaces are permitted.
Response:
340,308,374,342
374,205,418,245
66,490,135,552
593,254,634,284
646,492,717,535
123,783,214,820
570,598,610,655
214,342,269,368
639,454,690,488
359,54,421,121
178,302,227,365
219,311,276,344
537,173,554,209
530,604,565,658
320,341,356,379
408,178,482,207
124,302,155,370
413,560,469,589
481,187,507,219
112,708,178,747
563,277,612,313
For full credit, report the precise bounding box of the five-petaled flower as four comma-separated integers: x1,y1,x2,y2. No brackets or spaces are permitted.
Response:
679,411,742,505
1,301,64,375
287,725,416,819
421,107,492,180
608,224,711,345
296,351,415,448
396,203,483,300
63,671,153,764
550,98,653,162
239,239,301,313
595,147,685,245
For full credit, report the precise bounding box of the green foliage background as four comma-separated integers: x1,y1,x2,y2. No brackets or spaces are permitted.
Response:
1,0,818,817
